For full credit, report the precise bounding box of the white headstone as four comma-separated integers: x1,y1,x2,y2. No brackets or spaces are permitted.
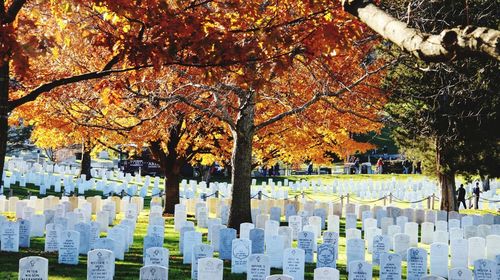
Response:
327,215,340,233
74,222,90,255
191,244,213,280
346,228,362,240
450,239,468,268
279,226,293,249
288,215,302,240
209,224,225,252
283,248,305,280
44,223,62,252
372,235,390,265
449,228,464,241
19,256,49,280
139,265,168,280
433,230,449,244
30,214,45,237
473,259,497,280
448,267,472,280
486,235,500,260
404,222,418,247
87,249,115,280
197,257,223,280
393,233,410,261
314,267,340,280
346,238,365,271
247,254,271,280
231,238,251,273
468,237,486,266
266,234,285,268
407,247,427,280
183,231,202,264
58,230,80,265
348,261,372,280
421,222,435,244
107,227,126,260
1,221,19,252
145,247,169,268
379,252,402,280
297,231,315,263
240,223,255,240
430,242,449,278
19,219,31,248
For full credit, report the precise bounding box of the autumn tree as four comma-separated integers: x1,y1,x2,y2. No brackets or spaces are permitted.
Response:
19,67,233,213
143,50,388,228
0,0,155,182
15,106,99,180
1,0,344,183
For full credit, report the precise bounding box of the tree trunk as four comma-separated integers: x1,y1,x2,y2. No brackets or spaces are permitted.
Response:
480,174,490,192
163,162,181,214
149,119,185,215
341,0,500,62
228,92,255,230
150,141,181,215
436,139,457,211
0,114,7,185
0,62,9,185
79,148,92,181
438,169,456,211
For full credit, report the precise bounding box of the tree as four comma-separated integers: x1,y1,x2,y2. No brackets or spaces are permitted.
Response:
19,67,233,213
1,0,365,184
6,124,32,154
341,0,500,62
0,0,152,182
154,50,388,228
384,0,499,211
17,94,101,180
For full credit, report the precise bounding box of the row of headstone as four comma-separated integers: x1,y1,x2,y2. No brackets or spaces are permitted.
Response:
17,249,116,280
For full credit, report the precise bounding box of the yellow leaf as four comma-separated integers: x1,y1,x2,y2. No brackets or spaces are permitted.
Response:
122,24,131,33
51,47,59,59
324,12,333,22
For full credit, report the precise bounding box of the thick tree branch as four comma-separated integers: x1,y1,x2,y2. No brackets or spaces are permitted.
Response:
2,0,26,24
8,65,148,110
342,0,500,62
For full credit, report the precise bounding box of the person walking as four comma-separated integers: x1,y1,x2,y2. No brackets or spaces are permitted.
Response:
376,158,384,174
457,184,467,209
354,157,360,174
473,182,482,209
413,161,422,174
402,159,412,174
307,162,313,175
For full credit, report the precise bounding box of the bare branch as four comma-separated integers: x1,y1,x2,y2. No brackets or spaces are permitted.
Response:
255,61,393,131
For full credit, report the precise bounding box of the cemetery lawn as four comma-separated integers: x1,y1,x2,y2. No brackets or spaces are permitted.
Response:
0,177,496,279
0,210,363,279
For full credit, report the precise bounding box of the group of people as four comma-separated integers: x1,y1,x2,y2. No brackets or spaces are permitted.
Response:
400,159,422,174
260,163,281,177
349,156,422,175
456,182,482,210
